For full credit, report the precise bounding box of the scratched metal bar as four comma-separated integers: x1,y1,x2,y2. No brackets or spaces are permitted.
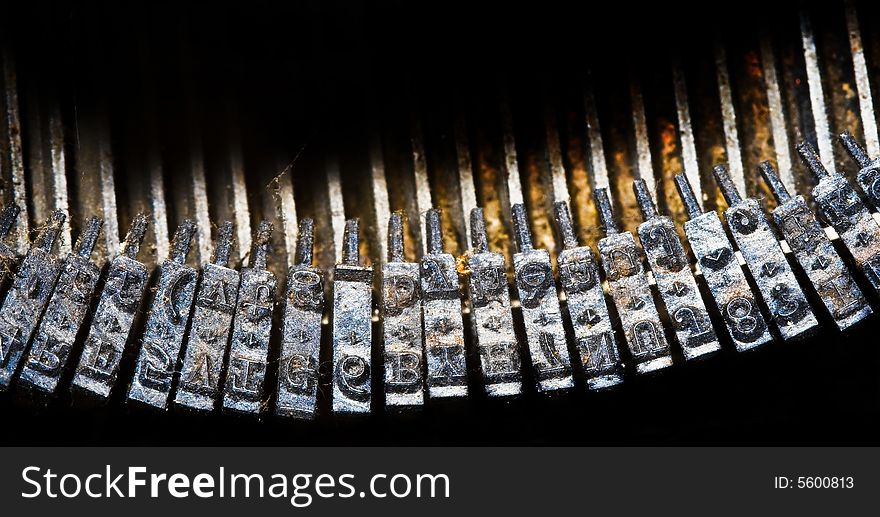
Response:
381,212,425,408
674,174,773,351
511,203,574,391
71,214,150,402
595,188,672,374
629,78,656,200
456,112,479,246
410,108,433,254
800,11,837,173
713,164,818,341
227,132,252,265
127,221,198,409
222,221,277,416
715,43,747,196
845,1,880,159
545,100,571,203
74,105,120,259
331,219,373,415
633,179,720,360
0,52,28,254
760,33,796,191
25,98,72,255
554,201,623,389
174,221,240,412
369,131,391,263
672,61,704,210
759,161,871,330
0,211,66,390
798,141,880,296
276,218,325,419
325,153,346,262
500,94,526,207
19,217,103,396
465,207,522,396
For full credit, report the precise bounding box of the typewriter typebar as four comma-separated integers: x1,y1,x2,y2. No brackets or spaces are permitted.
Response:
798,142,880,297
19,217,103,396
127,220,198,409
382,212,425,408
276,218,325,419
553,201,623,390
595,188,672,374
674,175,773,352
466,208,523,397
71,215,150,402
221,221,277,416
174,222,241,412
759,162,871,330
712,164,819,341
633,179,720,361
4,1,880,434
421,209,469,398
0,211,65,390
331,219,373,415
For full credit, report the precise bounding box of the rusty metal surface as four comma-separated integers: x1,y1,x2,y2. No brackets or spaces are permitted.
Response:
3,1,880,438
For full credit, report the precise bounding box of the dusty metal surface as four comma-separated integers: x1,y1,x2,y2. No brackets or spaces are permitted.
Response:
127,221,198,409
595,189,672,374
331,219,373,415
19,217,103,395
276,219,325,419
421,209,469,398
0,211,65,390
4,1,880,426
221,221,277,416
760,161,871,330
174,221,240,412
465,207,523,397
554,201,623,389
71,215,149,402
381,212,425,408
713,164,819,341
799,141,880,296
675,174,773,352
633,179,720,360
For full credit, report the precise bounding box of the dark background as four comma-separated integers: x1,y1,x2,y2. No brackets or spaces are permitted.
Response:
2,0,879,445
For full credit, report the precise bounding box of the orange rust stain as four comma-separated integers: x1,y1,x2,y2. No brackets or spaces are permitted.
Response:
657,118,687,232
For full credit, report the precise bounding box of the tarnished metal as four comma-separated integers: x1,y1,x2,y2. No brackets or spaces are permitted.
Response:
0,204,20,287
465,208,522,397
674,174,773,351
381,212,424,408
0,210,66,390
712,164,818,341
594,189,672,373
222,221,277,416
19,217,103,395
127,221,198,409
276,218,325,419
331,219,373,415
72,214,149,401
421,209,468,398
798,141,880,297
840,131,880,212
633,179,720,360
759,161,871,330
174,221,240,412
511,203,574,391
553,201,623,389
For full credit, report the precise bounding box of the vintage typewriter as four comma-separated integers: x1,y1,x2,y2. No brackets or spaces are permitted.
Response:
1,0,879,445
